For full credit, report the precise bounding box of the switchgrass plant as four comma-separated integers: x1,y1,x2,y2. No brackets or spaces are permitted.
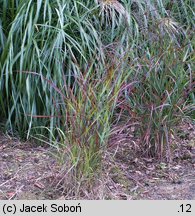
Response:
119,37,195,160
0,0,194,187
32,62,130,183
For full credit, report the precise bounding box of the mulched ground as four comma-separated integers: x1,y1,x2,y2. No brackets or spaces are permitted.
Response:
104,119,195,199
0,119,194,200
0,134,60,200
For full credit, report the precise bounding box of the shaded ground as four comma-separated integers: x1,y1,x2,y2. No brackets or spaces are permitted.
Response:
0,120,194,200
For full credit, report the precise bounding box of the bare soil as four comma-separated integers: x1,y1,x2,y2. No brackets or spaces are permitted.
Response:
0,120,194,200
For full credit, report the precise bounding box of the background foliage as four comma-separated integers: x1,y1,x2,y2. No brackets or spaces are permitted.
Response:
0,0,194,178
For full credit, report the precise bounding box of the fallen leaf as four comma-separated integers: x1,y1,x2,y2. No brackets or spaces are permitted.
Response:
34,182,45,189
7,192,16,200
